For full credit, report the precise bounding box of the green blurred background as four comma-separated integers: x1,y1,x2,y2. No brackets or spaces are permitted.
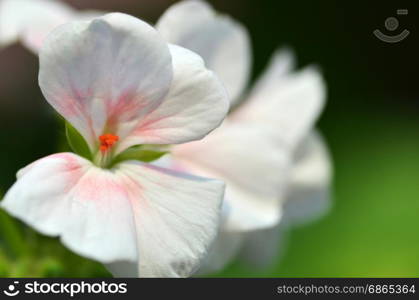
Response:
0,0,418,277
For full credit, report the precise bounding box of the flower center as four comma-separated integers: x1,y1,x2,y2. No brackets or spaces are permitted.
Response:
94,133,119,168
99,133,119,153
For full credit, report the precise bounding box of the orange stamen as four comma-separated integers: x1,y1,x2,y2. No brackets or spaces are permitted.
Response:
99,133,119,152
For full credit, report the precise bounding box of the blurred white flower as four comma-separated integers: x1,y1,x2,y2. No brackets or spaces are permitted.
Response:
1,12,230,277
0,0,105,52
155,0,332,273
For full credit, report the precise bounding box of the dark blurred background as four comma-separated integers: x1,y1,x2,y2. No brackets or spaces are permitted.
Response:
0,0,418,277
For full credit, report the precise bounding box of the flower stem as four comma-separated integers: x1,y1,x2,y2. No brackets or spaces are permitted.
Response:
0,209,28,258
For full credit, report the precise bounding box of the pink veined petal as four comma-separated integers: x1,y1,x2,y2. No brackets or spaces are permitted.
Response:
156,0,251,105
1,152,225,277
232,57,326,150
38,13,173,151
0,0,74,51
116,44,229,152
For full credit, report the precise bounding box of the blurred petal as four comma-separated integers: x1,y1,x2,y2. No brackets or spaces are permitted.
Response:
240,222,288,268
237,132,332,269
22,10,107,53
1,153,139,263
196,227,244,275
76,10,107,21
39,13,173,151
173,122,291,231
2,153,225,277
117,44,229,151
157,0,251,105
223,182,283,231
249,47,296,97
0,0,73,51
233,64,326,150
282,131,332,225
157,0,215,31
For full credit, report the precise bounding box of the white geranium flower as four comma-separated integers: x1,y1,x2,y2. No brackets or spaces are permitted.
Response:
0,0,105,52
1,12,230,277
155,0,332,273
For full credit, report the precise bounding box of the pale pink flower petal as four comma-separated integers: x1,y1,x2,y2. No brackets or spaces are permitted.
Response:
39,13,173,151
1,153,225,277
2,153,139,263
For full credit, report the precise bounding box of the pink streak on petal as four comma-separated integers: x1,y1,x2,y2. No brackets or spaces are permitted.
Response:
106,91,147,128
76,173,125,204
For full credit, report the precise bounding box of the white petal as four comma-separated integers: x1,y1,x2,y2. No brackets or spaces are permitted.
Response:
0,0,74,51
2,153,225,278
233,63,326,150
1,153,139,263
117,44,229,151
157,0,251,105
38,13,173,151
111,161,225,277
173,121,291,231
282,131,332,226
108,201,244,277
